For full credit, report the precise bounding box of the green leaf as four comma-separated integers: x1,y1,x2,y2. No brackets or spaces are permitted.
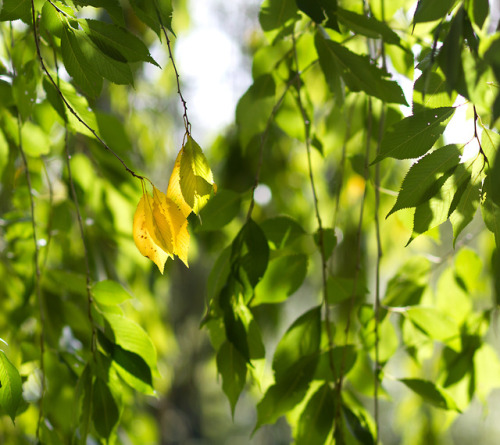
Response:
315,32,344,103
326,276,368,305
372,107,455,162
216,341,247,418
342,404,375,445
206,246,231,302
314,32,407,105
412,71,456,113
74,365,92,445
21,121,51,157
43,76,100,138
235,74,276,149
468,0,489,29
273,306,321,379
406,307,460,346
295,383,335,445
199,189,241,231
12,60,38,121
180,136,215,214
0,0,31,22
413,0,458,24
314,228,337,260
74,28,134,86
313,345,357,382
399,378,461,411
383,257,429,307
61,25,103,97
74,0,125,26
103,313,157,373
481,175,500,247
41,1,74,39
260,215,306,249
253,253,308,305
449,179,480,244
232,219,270,288
336,7,401,45
259,0,299,31
387,145,461,217
296,0,339,30
92,280,132,306
82,19,159,66
128,0,173,36
254,353,318,431
0,351,22,423
92,378,120,439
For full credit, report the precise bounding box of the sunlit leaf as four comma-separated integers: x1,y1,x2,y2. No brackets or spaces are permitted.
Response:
0,351,22,423
259,0,299,31
92,280,132,306
179,136,216,214
399,378,461,411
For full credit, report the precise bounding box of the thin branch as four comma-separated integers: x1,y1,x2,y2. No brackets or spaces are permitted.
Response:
16,115,45,440
29,1,145,182
159,20,191,139
64,129,97,354
291,28,338,387
334,97,373,434
245,60,318,221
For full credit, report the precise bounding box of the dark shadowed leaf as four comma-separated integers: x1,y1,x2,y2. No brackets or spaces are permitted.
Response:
92,378,120,438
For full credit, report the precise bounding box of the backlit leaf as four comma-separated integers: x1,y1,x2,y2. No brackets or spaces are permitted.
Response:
373,107,455,163
179,136,216,214
413,0,458,24
92,280,132,306
259,0,299,31
399,378,461,411
133,193,170,273
0,351,22,423
166,149,192,218
0,0,31,22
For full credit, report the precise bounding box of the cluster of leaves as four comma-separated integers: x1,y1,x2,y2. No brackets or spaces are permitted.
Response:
2,0,500,443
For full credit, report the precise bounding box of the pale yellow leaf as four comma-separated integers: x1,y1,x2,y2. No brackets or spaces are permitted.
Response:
133,194,169,274
167,149,192,218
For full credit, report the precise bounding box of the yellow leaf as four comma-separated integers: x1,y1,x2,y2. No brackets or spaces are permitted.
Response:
179,136,216,214
152,187,190,267
133,194,169,274
167,149,192,218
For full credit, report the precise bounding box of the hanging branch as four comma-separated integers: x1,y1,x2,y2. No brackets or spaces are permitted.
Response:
158,18,191,139
291,28,338,384
16,115,46,439
334,97,373,435
30,1,145,182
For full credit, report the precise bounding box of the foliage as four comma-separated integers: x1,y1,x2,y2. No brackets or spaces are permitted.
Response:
1,0,500,444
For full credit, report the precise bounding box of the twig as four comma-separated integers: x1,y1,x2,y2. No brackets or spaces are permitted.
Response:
291,28,338,390
29,1,145,182
16,115,45,439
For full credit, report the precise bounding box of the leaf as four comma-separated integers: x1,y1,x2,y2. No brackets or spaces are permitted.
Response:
254,353,318,431
151,186,190,266
92,280,132,306
128,0,173,36
166,148,192,218
449,179,480,244
468,0,489,29
342,404,375,445
295,383,335,445
0,0,31,22
0,351,22,423
273,306,321,379
61,25,103,97
198,189,241,231
336,7,401,45
314,228,337,260
73,28,134,86
406,307,460,346
372,107,455,163
412,71,456,113
314,32,407,105
216,341,247,418
260,215,306,249
73,0,125,26
314,32,344,102
21,121,51,157
259,0,299,31
103,313,158,374
232,219,270,288
296,0,339,30
481,176,500,247
133,193,170,273
92,378,120,439
314,345,357,382
12,60,38,121
387,145,461,217
326,276,368,305
82,19,159,66
399,378,461,411
179,137,216,214
413,0,458,24
253,253,308,305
